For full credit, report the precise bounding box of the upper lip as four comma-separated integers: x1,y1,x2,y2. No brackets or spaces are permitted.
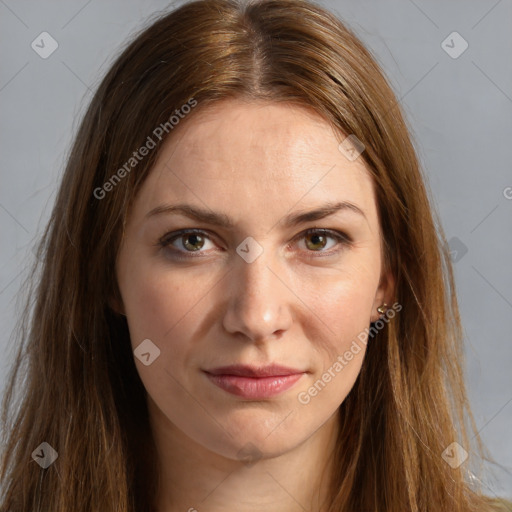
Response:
204,364,306,377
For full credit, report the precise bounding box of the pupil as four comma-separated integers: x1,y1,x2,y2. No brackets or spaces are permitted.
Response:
185,234,203,251
309,234,325,250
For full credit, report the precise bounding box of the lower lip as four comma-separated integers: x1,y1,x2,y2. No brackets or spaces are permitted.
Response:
204,372,305,399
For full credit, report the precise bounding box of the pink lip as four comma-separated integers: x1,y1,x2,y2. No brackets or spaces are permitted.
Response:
204,364,304,378
204,372,305,399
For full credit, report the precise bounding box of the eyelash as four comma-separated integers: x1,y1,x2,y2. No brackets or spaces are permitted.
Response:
156,228,352,260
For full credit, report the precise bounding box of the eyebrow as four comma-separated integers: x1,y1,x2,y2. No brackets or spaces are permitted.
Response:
145,200,366,228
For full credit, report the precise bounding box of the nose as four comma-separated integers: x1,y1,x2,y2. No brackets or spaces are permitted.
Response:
222,249,293,342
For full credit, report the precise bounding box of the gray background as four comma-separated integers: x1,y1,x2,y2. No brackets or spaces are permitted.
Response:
1,0,511,499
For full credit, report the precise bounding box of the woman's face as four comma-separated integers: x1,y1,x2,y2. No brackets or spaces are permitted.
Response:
115,99,392,461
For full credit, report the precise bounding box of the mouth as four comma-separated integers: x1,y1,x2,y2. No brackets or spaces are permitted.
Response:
204,363,306,378
203,372,305,399
202,364,307,399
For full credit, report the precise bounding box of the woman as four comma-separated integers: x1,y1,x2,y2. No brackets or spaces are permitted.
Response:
0,0,509,510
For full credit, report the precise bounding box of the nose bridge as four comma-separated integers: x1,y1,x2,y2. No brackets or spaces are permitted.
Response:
222,245,292,340
237,251,275,305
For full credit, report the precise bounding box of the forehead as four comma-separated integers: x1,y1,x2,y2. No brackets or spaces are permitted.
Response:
130,99,378,230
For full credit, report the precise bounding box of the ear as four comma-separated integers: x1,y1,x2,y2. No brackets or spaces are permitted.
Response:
370,266,395,323
108,284,126,316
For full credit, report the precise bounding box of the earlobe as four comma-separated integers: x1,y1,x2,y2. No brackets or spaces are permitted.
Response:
371,267,395,323
370,303,386,324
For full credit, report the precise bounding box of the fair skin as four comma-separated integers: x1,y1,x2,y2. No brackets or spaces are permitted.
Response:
115,98,394,512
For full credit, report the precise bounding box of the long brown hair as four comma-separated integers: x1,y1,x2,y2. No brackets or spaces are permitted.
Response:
0,0,507,510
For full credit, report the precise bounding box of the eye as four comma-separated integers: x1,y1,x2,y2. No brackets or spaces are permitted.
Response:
157,229,216,258
293,228,351,257
156,228,351,260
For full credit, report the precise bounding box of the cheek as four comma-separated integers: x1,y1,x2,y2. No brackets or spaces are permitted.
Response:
120,263,209,399
299,258,378,399
120,257,210,343
303,256,379,340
